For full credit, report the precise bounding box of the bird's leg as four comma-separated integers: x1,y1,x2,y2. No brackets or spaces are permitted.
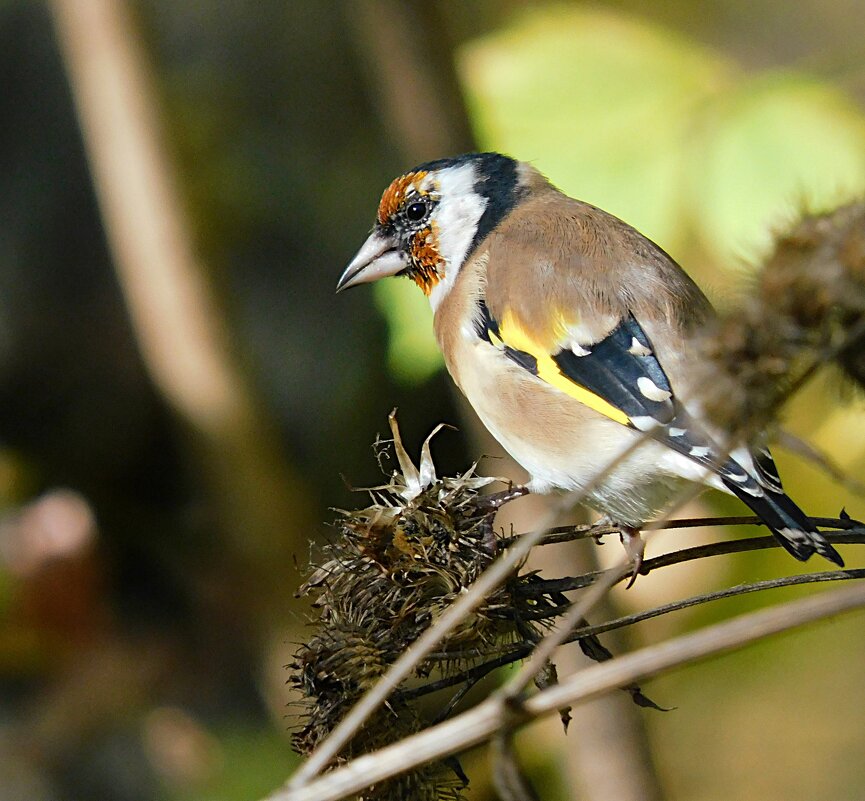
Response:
476,484,529,555
619,525,645,589
592,515,645,586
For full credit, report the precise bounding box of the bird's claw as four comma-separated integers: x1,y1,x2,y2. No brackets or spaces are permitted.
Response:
620,526,645,588
476,485,528,556
479,517,499,556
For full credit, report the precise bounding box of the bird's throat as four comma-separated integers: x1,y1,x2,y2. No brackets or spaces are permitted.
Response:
409,263,442,295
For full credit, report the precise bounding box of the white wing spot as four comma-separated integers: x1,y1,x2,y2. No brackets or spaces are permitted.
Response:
689,445,711,458
637,376,672,402
669,427,687,437
630,415,660,432
426,163,487,312
780,526,808,543
570,343,592,357
628,337,652,356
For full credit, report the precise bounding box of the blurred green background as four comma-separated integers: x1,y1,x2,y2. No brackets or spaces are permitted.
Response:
1,2,864,800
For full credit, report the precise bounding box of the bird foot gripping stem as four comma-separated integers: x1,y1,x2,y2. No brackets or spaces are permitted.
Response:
476,484,529,555
620,525,645,588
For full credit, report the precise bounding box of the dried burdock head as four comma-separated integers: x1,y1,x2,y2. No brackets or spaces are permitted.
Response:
289,412,509,800
290,412,612,800
698,201,865,433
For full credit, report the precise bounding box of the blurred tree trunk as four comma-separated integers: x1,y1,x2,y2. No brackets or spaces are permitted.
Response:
344,2,665,798
342,0,476,164
48,0,311,622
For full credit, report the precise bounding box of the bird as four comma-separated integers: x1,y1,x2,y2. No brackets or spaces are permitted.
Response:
336,152,843,570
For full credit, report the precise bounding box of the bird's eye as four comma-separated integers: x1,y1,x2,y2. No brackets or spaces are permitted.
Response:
405,200,428,222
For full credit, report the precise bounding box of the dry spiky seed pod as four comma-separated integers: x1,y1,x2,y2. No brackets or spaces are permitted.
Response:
698,201,865,433
289,413,665,800
290,414,515,800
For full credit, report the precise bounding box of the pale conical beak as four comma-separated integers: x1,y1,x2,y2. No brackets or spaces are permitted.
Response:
336,230,407,292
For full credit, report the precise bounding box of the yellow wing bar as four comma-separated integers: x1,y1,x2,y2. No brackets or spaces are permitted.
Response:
496,310,631,426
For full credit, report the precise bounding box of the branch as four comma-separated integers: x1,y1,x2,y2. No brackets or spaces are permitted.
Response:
502,514,863,549
400,567,865,701
268,583,865,801
516,527,865,598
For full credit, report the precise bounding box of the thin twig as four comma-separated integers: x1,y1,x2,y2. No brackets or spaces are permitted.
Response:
400,568,865,701
634,528,863,579
497,484,726,701
570,568,865,638
499,561,629,701
268,584,865,801
515,528,865,597
503,515,862,549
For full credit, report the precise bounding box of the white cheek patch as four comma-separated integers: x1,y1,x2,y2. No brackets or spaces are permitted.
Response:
427,163,487,312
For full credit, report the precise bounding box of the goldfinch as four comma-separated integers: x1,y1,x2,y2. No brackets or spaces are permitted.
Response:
337,152,843,567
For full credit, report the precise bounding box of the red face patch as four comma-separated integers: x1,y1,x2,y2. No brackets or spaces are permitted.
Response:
409,223,443,295
377,171,428,225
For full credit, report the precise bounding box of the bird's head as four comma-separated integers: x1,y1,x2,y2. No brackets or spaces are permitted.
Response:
337,152,527,309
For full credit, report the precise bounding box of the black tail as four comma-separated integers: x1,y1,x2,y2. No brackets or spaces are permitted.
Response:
722,479,844,567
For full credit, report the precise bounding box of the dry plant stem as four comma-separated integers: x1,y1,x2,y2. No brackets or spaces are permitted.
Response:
636,529,863,575
516,528,864,599
269,584,865,801
500,483,706,701
491,730,541,801
507,515,861,548
573,568,865,638
409,568,865,698
287,434,652,788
